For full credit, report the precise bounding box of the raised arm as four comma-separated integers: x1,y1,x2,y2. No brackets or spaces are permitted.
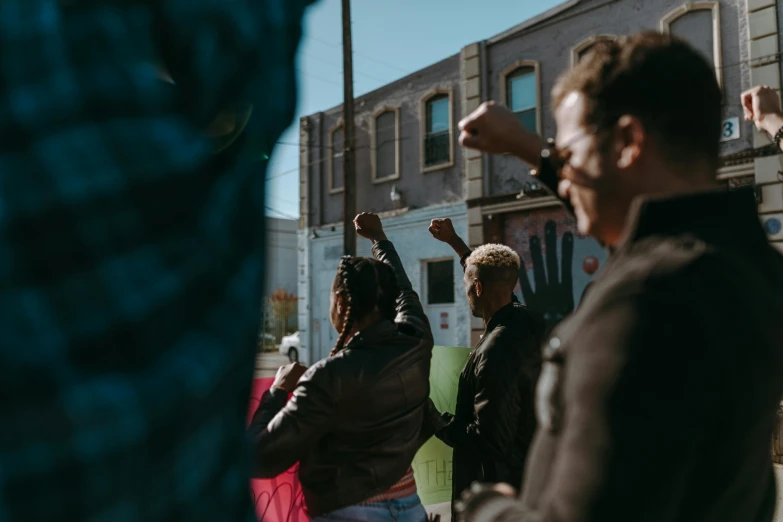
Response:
429,218,472,266
428,217,521,303
457,102,572,214
354,213,432,340
742,85,783,152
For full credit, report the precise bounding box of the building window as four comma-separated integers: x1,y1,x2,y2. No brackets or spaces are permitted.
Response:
499,61,541,134
661,2,722,86
372,107,400,183
427,259,454,304
422,91,453,171
571,35,616,66
507,68,538,132
329,122,344,194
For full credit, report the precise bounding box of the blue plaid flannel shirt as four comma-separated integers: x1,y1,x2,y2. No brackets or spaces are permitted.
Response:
0,1,313,520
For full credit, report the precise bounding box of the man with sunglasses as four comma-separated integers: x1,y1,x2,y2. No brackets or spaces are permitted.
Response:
452,32,783,522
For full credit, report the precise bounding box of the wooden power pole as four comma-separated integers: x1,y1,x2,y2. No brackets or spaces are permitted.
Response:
341,0,357,257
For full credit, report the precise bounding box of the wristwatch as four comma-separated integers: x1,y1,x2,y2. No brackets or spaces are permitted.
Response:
772,125,783,151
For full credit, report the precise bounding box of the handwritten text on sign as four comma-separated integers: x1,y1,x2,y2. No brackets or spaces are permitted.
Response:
412,345,472,506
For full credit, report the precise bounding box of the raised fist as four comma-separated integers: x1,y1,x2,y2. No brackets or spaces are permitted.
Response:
742,85,782,133
354,212,387,242
458,102,527,155
428,218,457,244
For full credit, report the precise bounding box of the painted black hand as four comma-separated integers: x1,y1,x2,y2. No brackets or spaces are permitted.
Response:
519,220,574,332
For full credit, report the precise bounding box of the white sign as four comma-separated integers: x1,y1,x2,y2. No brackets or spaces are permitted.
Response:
721,117,740,142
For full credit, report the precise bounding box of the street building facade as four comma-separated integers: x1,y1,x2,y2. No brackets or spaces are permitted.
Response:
296,1,783,510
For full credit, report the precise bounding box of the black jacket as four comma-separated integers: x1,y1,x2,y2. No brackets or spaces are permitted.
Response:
437,252,543,504
470,188,783,522
248,240,434,517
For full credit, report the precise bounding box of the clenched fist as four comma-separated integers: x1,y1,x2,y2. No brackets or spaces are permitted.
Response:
458,102,527,155
354,212,387,243
741,85,783,136
272,362,308,393
428,218,457,244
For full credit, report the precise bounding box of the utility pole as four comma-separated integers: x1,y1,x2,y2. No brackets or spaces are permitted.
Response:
341,0,357,257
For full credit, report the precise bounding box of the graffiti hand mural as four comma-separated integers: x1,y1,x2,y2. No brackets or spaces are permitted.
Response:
519,221,574,331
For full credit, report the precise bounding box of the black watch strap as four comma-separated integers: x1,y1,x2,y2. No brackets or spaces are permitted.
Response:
773,125,783,150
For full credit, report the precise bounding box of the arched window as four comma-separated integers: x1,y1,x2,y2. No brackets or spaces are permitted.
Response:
372,107,400,183
499,61,541,133
421,90,454,171
571,34,617,66
662,2,722,85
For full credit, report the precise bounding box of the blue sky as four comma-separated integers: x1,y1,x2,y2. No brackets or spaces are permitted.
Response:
264,0,564,219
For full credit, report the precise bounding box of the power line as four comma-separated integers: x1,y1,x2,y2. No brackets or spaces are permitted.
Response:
295,67,343,88
308,35,411,75
301,51,392,84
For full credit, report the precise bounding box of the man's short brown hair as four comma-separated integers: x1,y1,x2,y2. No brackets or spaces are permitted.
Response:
552,32,722,170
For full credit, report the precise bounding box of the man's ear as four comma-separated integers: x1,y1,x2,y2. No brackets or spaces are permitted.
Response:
615,115,645,169
474,279,483,298
335,293,344,314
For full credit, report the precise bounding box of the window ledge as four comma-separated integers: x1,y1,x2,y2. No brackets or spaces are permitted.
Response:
422,160,455,173
329,187,345,195
372,174,401,185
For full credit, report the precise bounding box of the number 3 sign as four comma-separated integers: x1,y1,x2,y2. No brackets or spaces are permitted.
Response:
721,117,740,142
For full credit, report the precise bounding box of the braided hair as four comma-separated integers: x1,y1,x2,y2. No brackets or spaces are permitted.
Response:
330,256,399,356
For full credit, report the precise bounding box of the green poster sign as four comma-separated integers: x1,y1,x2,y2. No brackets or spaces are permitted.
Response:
413,345,472,507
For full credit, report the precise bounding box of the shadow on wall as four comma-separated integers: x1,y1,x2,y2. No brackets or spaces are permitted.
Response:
504,207,606,332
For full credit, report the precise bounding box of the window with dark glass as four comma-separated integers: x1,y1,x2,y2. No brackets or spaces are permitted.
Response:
427,260,454,304
424,95,451,167
331,126,344,191
375,111,397,180
507,68,537,132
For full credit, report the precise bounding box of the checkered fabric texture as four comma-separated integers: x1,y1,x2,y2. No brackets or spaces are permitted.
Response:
0,0,312,520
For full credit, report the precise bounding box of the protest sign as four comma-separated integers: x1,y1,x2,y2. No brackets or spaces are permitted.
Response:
247,378,308,522
412,346,472,506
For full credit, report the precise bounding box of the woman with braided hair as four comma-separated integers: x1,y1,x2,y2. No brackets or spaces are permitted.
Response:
249,213,438,522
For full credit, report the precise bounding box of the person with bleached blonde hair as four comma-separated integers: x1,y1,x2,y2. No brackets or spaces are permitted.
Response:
427,219,544,518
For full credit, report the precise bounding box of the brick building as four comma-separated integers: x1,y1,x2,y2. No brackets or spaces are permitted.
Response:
298,0,772,358
296,2,783,514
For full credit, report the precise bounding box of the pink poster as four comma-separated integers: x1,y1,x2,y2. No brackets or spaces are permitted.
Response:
247,378,309,522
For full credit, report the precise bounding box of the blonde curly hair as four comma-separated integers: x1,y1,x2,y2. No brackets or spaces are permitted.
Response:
465,244,521,270
465,244,521,287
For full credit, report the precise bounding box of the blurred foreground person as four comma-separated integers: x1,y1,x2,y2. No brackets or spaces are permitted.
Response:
454,32,783,522
250,213,434,522
0,1,314,520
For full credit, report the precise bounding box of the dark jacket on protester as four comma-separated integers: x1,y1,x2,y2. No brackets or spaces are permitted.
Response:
248,240,434,517
436,253,543,506
469,188,783,522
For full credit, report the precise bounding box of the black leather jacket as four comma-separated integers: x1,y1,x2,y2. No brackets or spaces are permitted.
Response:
437,301,542,504
248,239,435,516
